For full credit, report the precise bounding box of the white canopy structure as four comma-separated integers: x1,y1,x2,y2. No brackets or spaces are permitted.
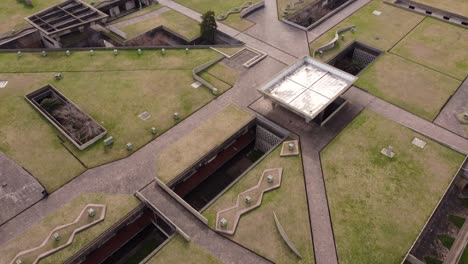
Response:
258,56,358,123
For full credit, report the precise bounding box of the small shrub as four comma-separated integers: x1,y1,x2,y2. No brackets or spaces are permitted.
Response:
437,234,455,249
448,215,465,229
425,256,442,264
40,97,63,113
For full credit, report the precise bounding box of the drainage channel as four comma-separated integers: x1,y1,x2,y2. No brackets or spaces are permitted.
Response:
67,207,176,264
170,117,288,211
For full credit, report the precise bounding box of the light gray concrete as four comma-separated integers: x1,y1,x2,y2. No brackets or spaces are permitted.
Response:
434,78,468,139
307,0,372,41
244,0,310,58
0,152,44,225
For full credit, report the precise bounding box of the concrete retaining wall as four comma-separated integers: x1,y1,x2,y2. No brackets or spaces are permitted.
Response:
155,178,209,225
240,1,265,18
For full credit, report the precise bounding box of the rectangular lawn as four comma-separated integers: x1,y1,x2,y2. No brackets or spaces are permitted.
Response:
203,145,315,263
355,53,461,121
320,110,465,264
391,18,468,81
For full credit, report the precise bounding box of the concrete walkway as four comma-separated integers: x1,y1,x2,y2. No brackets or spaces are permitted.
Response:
140,183,271,263
434,78,468,139
244,0,310,58
346,87,468,155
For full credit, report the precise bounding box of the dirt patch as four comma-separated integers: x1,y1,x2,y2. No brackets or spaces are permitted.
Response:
410,177,468,262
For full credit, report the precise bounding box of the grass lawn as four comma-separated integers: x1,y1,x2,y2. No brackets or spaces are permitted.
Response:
157,104,254,184
461,245,468,264
0,49,236,191
0,0,63,35
147,235,222,264
0,193,140,264
173,0,255,31
203,61,240,86
309,0,424,61
213,46,245,57
117,9,200,40
320,110,465,264
412,0,468,17
203,145,315,264
109,4,163,24
391,18,468,81
355,53,461,121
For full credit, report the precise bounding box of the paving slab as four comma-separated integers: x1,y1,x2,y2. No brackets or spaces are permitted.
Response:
244,0,310,58
0,152,44,226
434,78,468,139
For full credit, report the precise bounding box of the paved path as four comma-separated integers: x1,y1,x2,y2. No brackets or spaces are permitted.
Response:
0,153,44,225
346,87,468,155
244,0,310,58
140,183,271,264
434,78,468,139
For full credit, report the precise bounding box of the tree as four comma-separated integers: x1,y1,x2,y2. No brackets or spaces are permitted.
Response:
200,11,217,44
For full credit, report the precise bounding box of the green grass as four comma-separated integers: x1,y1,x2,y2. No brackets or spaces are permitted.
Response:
0,49,237,191
437,234,455,249
0,193,140,264
460,246,468,264
448,215,465,229
391,18,468,81
309,0,424,60
425,256,443,264
204,62,239,86
118,9,201,40
355,53,461,121
173,0,255,31
320,109,465,264
157,104,254,184
0,0,64,35
109,4,163,24
147,235,222,264
203,145,315,263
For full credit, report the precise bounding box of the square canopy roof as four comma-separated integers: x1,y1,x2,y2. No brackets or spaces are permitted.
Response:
258,56,358,121
25,0,108,37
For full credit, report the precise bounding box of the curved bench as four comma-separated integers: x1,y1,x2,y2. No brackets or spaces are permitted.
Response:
273,212,302,259
10,204,106,264
217,1,253,21
240,1,265,18
313,25,356,55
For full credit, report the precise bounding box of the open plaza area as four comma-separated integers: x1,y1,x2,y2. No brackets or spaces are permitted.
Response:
0,0,467,263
